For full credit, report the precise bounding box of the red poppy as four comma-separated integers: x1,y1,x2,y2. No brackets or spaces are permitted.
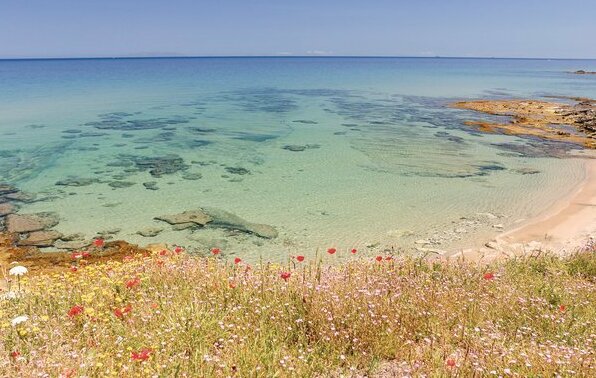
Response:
93,239,104,248
211,248,221,255
296,255,305,262
70,266,78,272
68,305,84,318
174,246,183,254
156,259,164,267
350,248,357,254
327,248,336,255
113,308,124,319
131,348,151,361
159,249,168,256
125,277,140,289
233,257,241,264
280,271,291,281
150,303,159,309
375,256,383,262
559,305,566,312
483,272,495,280
9,351,20,359
446,358,456,367
229,282,236,289
385,256,393,261
60,368,77,378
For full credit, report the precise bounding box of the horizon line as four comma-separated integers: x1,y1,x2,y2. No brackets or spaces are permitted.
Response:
1,54,596,62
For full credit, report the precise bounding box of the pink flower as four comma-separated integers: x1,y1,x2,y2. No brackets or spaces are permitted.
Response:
159,249,168,256
93,239,104,248
70,266,78,272
280,271,291,281
9,351,20,359
446,358,456,367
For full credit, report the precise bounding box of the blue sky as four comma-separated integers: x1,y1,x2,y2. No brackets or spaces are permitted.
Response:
1,0,595,59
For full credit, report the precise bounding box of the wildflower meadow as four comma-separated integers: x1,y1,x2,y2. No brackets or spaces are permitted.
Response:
1,245,594,377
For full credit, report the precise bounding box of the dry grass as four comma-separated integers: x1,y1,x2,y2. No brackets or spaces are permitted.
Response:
1,246,594,377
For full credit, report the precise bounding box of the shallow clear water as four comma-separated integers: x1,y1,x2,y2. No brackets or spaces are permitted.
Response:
1,57,595,260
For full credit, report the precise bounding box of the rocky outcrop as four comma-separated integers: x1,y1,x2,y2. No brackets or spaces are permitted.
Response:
451,97,596,149
18,230,63,247
5,213,59,233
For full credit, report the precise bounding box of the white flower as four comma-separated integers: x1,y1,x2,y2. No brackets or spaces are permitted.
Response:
1,291,19,300
11,315,29,327
9,265,28,276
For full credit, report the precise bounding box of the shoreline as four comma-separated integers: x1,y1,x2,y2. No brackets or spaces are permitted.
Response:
497,155,596,252
452,154,596,261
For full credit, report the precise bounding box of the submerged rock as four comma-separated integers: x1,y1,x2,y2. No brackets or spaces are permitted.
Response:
155,210,212,227
135,155,189,177
225,167,250,175
0,203,16,217
108,181,135,189
143,182,159,190
282,144,321,152
155,207,278,239
202,207,278,239
181,172,203,180
0,183,19,196
6,213,59,233
56,177,100,187
18,230,63,247
3,191,37,203
136,227,164,237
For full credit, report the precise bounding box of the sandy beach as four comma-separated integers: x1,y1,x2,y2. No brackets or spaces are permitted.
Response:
497,155,596,252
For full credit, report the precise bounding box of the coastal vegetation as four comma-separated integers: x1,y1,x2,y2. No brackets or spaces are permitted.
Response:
1,243,594,377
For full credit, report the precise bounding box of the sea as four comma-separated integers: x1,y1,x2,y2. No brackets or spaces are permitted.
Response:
1,57,595,261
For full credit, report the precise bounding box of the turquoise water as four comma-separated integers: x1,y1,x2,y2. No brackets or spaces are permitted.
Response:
1,57,595,260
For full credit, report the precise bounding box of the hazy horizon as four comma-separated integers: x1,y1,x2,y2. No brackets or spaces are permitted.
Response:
2,0,596,60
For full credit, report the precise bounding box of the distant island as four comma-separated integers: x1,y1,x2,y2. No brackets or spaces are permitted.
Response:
572,70,596,74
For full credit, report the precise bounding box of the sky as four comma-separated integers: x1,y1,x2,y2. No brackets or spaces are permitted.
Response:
1,0,595,59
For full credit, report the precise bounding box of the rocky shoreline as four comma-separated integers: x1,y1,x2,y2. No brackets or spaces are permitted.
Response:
1,181,279,273
451,96,596,149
